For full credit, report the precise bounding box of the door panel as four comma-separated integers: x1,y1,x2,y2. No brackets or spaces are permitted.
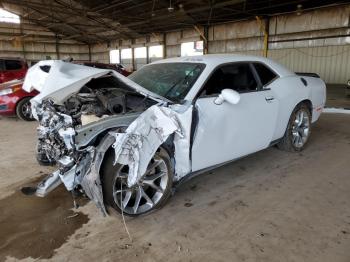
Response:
191,90,278,172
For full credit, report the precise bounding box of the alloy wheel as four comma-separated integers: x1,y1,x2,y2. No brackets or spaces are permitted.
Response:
112,156,169,215
291,109,310,148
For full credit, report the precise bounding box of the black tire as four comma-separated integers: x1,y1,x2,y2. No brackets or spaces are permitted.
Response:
16,97,34,121
36,142,56,166
101,147,173,217
277,103,311,152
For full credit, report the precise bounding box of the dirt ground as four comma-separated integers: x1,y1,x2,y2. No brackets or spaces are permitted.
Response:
0,113,350,262
326,84,350,109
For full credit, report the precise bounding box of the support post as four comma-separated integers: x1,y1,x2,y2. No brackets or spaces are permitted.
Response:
263,18,270,57
88,44,91,61
131,39,135,71
55,34,60,59
256,16,269,57
163,33,167,58
19,23,26,59
118,40,122,64
146,46,150,64
203,25,209,54
146,35,150,64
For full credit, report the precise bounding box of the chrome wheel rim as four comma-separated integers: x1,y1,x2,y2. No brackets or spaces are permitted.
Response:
112,156,168,215
21,101,32,119
292,109,310,148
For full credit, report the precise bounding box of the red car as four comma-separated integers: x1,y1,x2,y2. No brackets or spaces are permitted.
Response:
0,57,28,83
0,79,38,121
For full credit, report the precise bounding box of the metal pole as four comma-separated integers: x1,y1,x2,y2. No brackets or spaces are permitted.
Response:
163,33,167,58
55,34,60,59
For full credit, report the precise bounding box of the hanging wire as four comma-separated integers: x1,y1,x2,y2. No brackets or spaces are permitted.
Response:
120,178,133,243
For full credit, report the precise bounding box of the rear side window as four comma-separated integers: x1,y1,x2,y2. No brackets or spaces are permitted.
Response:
253,63,277,86
5,60,22,70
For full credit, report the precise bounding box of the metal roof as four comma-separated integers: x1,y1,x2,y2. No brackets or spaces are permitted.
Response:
0,0,348,44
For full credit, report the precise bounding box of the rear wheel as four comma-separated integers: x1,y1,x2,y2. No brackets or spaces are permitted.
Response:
277,103,311,152
16,97,34,121
102,147,173,216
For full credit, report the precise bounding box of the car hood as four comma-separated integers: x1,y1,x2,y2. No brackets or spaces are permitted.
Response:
22,60,169,105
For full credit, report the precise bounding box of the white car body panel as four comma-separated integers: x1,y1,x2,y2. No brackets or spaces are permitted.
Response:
192,90,278,171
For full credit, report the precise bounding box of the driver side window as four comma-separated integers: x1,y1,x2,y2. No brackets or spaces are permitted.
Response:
200,63,258,96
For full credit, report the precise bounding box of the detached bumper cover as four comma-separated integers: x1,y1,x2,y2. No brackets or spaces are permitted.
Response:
80,135,116,216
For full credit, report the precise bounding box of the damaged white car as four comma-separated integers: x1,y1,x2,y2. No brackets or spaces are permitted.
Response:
23,55,326,216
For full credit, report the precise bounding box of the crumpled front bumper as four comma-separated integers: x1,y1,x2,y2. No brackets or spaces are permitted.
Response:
35,134,116,216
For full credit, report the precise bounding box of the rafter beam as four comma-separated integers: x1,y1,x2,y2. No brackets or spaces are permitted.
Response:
18,2,107,43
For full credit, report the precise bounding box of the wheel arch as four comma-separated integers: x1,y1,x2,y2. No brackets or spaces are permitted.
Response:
15,96,35,120
299,99,313,116
97,132,175,182
15,95,34,111
278,99,313,142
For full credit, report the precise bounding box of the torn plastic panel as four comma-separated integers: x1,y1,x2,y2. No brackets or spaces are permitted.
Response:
111,104,193,188
79,140,112,216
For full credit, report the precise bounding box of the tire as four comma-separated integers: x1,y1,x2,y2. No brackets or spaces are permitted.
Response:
16,97,34,121
101,147,173,217
277,103,311,152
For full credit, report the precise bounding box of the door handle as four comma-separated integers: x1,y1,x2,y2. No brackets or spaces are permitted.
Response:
265,96,275,102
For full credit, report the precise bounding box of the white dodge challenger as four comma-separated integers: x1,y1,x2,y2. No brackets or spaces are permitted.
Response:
23,54,326,216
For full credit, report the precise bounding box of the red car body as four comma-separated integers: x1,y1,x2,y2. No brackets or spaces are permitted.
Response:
0,58,28,84
0,79,38,118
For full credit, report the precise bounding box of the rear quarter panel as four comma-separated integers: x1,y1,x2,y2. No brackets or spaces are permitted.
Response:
270,75,313,141
304,76,326,122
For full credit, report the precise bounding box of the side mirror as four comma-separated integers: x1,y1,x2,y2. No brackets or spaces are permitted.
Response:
214,89,240,105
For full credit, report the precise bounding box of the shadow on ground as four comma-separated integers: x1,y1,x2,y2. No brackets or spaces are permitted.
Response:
0,175,89,260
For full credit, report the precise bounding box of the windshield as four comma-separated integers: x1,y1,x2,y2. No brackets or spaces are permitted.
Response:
128,62,205,102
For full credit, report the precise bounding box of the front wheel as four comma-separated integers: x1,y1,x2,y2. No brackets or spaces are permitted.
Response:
101,147,173,216
16,97,34,121
277,103,311,152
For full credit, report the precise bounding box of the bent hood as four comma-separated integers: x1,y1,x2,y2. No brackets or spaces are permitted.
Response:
23,60,168,105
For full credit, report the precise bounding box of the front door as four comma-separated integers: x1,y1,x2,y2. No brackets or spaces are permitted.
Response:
191,62,278,172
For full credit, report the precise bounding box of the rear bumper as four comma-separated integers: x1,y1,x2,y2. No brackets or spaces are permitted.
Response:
312,104,324,123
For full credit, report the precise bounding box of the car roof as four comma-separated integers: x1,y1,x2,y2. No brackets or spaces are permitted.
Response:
151,54,294,77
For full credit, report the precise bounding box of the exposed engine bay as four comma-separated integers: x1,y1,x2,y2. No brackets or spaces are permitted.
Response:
61,76,154,125
35,75,156,164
